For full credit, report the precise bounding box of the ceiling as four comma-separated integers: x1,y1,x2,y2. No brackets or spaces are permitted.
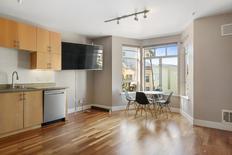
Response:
0,0,232,39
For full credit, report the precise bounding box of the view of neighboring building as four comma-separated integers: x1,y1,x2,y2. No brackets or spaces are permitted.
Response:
122,44,178,94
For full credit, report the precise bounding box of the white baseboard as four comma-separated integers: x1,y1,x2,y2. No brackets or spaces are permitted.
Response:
194,119,232,131
170,107,180,113
68,105,92,114
180,110,193,124
112,105,127,111
91,104,111,110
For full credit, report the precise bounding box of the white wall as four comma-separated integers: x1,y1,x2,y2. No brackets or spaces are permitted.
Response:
0,47,55,84
56,32,93,112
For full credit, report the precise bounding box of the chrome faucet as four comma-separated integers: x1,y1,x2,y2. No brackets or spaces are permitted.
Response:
11,71,19,89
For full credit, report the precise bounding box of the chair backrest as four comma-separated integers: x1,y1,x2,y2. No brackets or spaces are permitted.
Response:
166,92,173,104
135,92,150,105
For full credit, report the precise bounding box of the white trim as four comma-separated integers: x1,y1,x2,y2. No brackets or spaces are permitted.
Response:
68,105,92,114
194,119,232,131
112,105,127,111
68,108,76,114
170,107,180,113
91,104,111,110
180,110,193,124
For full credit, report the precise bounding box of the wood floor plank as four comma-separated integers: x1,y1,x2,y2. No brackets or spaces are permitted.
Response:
0,109,231,155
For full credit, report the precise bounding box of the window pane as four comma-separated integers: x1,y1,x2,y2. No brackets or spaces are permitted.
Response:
123,50,138,58
167,46,178,56
144,58,160,91
144,48,155,58
162,57,178,94
155,48,166,56
122,46,139,92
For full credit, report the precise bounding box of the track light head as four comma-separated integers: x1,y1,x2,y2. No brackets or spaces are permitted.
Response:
144,12,147,18
117,19,120,24
134,14,138,21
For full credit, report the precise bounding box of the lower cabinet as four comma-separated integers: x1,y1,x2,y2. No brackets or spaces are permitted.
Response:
24,91,43,128
0,91,43,135
0,92,24,134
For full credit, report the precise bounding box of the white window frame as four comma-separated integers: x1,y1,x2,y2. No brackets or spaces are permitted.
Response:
143,44,179,94
122,46,141,92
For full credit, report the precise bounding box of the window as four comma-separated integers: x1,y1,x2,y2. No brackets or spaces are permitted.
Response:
122,46,140,92
145,76,150,82
143,44,178,94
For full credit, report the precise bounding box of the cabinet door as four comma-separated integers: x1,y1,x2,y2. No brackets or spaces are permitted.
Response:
37,27,50,52
23,91,43,128
18,22,37,51
0,92,23,134
0,18,8,47
7,19,18,49
51,53,61,70
50,31,61,54
31,52,50,69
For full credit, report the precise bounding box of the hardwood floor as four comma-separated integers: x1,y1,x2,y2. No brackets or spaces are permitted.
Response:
0,109,231,155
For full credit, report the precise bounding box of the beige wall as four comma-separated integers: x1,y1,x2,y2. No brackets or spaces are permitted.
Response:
92,36,113,107
193,13,232,122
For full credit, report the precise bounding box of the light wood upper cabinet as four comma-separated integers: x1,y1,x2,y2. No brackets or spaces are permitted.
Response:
36,29,61,54
37,27,50,52
51,54,61,70
23,91,43,128
31,52,51,69
0,18,8,47
0,17,62,70
17,22,37,51
50,31,61,54
7,19,18,49
0,92,24,134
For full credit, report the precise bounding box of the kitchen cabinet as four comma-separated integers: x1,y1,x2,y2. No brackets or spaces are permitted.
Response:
0,17,36,51
24,91,43,128
31,52,61,70
0,92,24,134
36,27,50,52
0,17,61,70
0,18,8,47
0,91,43,135
31,52,50,69
37,28,61,54
50,31,61,54
17,22,37,51
51,53,61,70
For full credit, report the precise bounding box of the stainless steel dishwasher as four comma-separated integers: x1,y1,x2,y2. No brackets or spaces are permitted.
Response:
43,89,66,124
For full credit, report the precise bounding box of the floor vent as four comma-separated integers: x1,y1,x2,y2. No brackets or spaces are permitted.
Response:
222,110,232,123
221,23,232,36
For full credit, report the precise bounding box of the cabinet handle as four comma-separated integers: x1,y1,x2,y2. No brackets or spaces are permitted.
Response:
23,94,26,100
20,94,23,101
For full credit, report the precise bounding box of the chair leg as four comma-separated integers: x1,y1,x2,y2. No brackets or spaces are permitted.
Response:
135,104,140,117
148,104,154,117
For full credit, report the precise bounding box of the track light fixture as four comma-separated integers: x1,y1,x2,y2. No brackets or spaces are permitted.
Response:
144,12,147,18
104,9,149,24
